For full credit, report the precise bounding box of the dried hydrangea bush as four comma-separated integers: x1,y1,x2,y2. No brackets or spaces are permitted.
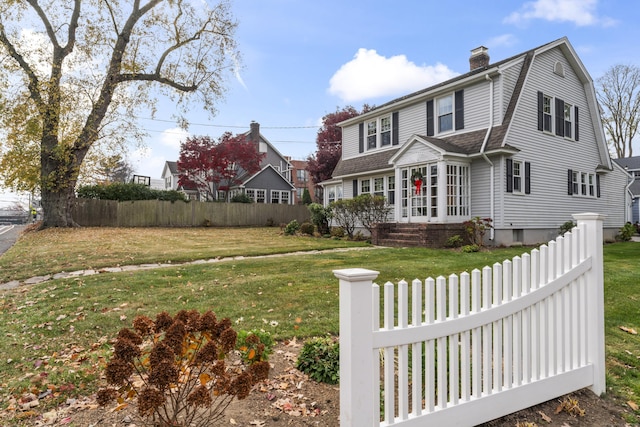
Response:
97,310,270,427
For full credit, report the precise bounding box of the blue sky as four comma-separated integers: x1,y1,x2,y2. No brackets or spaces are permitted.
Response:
131,0,640,180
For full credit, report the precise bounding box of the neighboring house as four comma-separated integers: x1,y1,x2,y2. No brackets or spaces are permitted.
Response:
289,159,314,204
324,37,628,246
162,122,295,204
613,156,640,224
161,161,200,200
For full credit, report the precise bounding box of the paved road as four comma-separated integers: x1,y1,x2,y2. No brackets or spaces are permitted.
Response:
0,224,24,256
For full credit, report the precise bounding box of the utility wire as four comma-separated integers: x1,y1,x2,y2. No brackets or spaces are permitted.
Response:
135,116,319,129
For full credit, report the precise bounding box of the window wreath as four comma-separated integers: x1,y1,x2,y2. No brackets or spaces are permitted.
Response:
411,170,424,195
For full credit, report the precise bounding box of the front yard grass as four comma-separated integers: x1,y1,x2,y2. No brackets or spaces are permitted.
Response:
0,227,638,422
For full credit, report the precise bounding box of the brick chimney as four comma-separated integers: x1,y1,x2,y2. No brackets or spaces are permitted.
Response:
250,121,260,145
469,46,490,70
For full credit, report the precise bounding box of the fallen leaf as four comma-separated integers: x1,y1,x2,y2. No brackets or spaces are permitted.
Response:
628,400,639,411
619,326,638,335
538,410,552,423
230,419,237,425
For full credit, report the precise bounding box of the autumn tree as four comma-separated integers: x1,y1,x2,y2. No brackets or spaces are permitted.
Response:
596,64,640,158
177,133,264,202
0,0,239,227
86,154,134,184
306,105,373,194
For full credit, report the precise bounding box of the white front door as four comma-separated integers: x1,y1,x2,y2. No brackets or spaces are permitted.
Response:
400,164,438,222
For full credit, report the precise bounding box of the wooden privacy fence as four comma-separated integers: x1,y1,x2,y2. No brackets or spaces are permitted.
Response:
335,213,606,427
72,198,311,227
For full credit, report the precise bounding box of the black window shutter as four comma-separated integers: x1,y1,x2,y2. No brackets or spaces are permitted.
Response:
567,169,573,195
392,111,399,145
596,174,601,198
455,90,464,130
537,91,544,131
525,162,531,194
574,106,579,141
555,98,565,137
506,159,513,193
426,100,434,136
358,123,364,153
352,179,358,197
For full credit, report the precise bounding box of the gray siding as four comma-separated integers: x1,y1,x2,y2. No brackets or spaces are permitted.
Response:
342,124,360,160
398,103,426,143
463,80,493,130
469,158,493,219
246,167,292,191
499,47,623,229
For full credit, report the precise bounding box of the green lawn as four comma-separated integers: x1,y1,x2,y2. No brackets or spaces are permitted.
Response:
0,227,638,422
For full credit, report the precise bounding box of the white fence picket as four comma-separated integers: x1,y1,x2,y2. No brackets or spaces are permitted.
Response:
336,214,606,427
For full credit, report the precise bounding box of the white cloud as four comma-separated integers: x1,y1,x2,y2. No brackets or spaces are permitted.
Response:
130,128,190,178
160,127,190,149
328,48,458,103
504,0,616,27
486,34,518,48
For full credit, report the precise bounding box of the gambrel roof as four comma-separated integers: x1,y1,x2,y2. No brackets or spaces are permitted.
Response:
331,37,610,179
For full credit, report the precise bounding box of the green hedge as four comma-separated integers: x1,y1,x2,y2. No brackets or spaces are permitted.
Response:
77,183,187,202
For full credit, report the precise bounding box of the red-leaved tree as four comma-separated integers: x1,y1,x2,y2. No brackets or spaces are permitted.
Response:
306,105,373,199
178,133,264,201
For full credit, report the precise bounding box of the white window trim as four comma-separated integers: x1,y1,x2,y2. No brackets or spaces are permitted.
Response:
542,93,553,134
571,171,596,198
512,160,523,194
437,94,454,134
564,102,573,140
366,114,393,151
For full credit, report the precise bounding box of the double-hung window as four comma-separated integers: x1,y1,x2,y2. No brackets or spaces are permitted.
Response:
513,161,522,193
380,116,391,146
438,95,453,133
542,94,553,132
506,159,531,194
564,102,573,139
537,91,578,140
568,169,598,197
367,120,377,149
360,178,371,194
387,175,395,205
373,177,384,197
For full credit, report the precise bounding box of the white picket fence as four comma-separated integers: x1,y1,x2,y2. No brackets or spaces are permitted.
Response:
335,213,606,427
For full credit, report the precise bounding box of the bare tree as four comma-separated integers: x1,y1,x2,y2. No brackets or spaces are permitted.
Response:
596,64,640,158
0,0,239,227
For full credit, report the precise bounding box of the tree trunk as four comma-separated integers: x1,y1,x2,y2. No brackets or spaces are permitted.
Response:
39,139,80,228
40,185,77,227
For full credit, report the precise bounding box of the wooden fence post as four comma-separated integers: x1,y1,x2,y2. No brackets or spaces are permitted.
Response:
334,268,380,427
572,212,606,395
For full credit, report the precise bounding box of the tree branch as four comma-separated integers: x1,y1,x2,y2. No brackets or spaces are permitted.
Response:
117,72,197,92
26,0,62,50
0,22,44,111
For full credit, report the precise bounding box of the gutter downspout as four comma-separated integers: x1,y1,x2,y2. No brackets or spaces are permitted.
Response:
480,74,495,241
624,171,634,223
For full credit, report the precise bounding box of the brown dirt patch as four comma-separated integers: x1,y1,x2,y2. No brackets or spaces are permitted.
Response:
7,340,634,426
